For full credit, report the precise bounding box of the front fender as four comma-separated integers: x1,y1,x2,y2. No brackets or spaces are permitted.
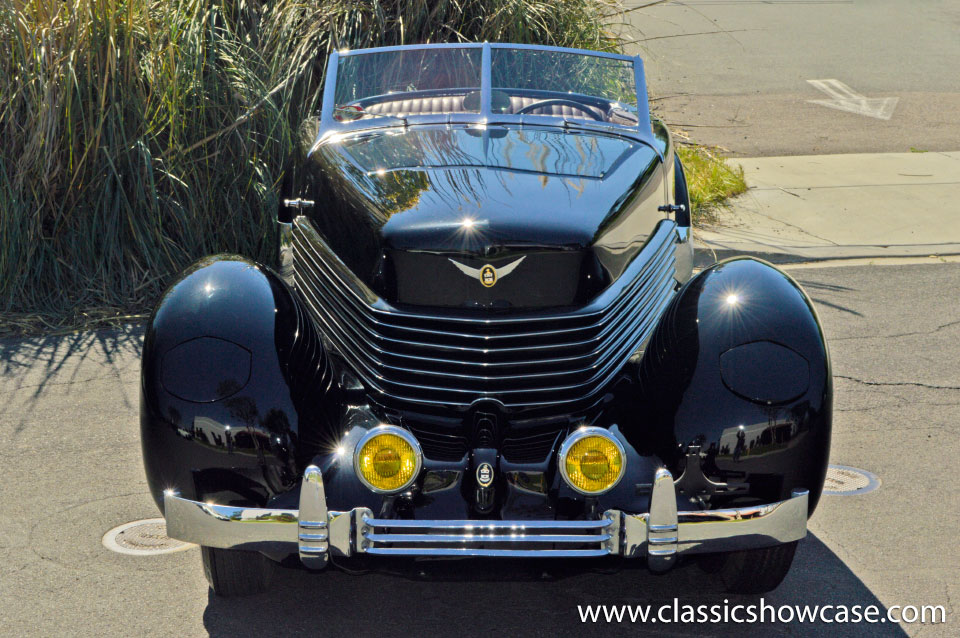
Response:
633,257,832,513
140,255,338,511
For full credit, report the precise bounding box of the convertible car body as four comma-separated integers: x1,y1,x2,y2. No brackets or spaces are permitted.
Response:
142,44,831,596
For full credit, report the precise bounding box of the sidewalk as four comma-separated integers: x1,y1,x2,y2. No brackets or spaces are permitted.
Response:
695,151,960,264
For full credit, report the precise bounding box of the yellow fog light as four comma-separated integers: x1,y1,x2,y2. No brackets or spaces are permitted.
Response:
559,427,626,495
354,426,423,494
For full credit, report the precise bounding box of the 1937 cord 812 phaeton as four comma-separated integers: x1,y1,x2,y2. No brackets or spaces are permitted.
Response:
141,44,831,597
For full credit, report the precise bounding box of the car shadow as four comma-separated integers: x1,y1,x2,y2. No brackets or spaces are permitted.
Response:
0,325,143,432
201,533,907,637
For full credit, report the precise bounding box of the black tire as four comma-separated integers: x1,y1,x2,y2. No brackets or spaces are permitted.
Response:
201,546,273,597
699,541,798,594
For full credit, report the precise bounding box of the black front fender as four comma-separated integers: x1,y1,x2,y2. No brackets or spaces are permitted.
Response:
140,255,338,511
632,257,832,513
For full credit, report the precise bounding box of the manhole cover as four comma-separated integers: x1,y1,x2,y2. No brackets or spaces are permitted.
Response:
823,464,880,495
102,518,194,555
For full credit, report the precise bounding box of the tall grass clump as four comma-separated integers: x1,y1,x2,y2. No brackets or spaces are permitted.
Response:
677,145,748,225
0,0,622,334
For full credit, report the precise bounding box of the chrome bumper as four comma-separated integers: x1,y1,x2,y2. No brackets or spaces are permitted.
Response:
164,467,808,572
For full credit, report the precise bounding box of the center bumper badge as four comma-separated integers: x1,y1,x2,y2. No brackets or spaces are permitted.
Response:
476,462,494,487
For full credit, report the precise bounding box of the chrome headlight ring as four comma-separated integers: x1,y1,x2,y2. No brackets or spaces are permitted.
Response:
558,426,627,496
353,424,424,494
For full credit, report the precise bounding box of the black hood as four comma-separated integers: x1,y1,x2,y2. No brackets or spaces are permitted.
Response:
302,125,665,310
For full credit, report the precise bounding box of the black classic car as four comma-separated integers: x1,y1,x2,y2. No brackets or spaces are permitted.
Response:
142,44,831,597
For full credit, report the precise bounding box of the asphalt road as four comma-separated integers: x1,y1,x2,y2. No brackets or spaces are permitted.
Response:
1,260,957,637
622,0,960,155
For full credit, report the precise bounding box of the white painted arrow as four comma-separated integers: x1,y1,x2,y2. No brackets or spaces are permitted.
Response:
806,79,898,120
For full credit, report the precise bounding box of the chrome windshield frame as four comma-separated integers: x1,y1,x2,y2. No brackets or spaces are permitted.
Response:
317,43,656,150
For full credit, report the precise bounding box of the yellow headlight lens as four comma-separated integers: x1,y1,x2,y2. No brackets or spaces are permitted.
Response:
356,432,419,493
563,435,624,494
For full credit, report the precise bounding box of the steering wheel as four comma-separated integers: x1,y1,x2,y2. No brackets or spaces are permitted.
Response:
515,99,603,121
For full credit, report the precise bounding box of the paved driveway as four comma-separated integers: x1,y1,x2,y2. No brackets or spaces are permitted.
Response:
1,261,956,636
622,0,960,155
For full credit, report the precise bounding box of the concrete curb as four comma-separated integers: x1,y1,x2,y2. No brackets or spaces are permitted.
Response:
693,243,960,269
693,152,960,266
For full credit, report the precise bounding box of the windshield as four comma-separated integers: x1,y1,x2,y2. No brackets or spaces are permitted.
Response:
333,47,483,120
329,44,642,129
491,48,636,108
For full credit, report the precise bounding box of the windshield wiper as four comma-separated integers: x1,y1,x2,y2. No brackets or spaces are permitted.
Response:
557,117,649,144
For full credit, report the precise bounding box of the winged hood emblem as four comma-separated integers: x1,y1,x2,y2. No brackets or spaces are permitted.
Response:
448,256,526,288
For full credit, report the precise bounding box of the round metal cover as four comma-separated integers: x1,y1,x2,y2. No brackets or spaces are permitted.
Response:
102,518,194,555
823,465,880,496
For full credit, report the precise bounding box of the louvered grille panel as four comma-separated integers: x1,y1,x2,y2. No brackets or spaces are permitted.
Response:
501,431,562,463
291,218,677,412
407,427,469,461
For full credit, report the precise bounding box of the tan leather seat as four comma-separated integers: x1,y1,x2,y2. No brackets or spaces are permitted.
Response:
364,95,468,116
363,94,606,120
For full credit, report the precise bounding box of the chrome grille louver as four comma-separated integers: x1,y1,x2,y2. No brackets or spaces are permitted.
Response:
291,217,677,412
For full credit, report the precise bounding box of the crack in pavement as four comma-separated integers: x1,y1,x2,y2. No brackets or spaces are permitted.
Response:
830,319,960,342
718,188,842,246
838,399,960,412
835,374,960,391
750,180,960,191
721,186,843,245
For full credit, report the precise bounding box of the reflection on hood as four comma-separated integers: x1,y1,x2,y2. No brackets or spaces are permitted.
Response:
338,127,638,179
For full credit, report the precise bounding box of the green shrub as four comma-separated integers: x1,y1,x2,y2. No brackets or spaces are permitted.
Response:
677,144,747,225
0,0,620,334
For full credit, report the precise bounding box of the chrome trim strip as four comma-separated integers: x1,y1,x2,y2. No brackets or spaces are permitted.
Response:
488,42,634,61
632,56,653,147
336,42,633,62
480,43,492,120
363,533,611,544
319,50,339,132
359,517,613,530
371,161,608,182
363,548,611,558
298,533,328,541
337,42,484,56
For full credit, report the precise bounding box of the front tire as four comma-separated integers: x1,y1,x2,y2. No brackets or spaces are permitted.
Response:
699,541,798,594
201,546,273,597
